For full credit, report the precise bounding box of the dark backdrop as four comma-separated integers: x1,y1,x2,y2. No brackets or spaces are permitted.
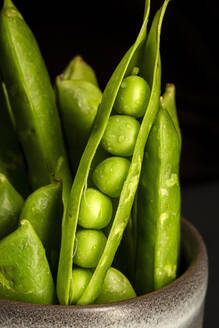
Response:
6,0,219,326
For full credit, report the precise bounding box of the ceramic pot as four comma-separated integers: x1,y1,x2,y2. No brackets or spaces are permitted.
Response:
0,218,208,328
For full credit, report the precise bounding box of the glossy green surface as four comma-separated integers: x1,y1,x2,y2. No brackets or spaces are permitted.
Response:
62,55,99,86
74,230,107,268
0,220,56,304
20,183,62,273
114,75,150,118
135,101,181,294
70,268,93,304
0,81,29,198
0,173,24,240
161,83,181,148
0,0,72,194
101,115,140,156
57,0,170,305
93,157,130,198
95,267,136,304
78,188,113,229
56,56,102,173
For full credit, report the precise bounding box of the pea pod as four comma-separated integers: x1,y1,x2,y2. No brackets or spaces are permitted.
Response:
0,0,72,199
19,183,62,275
0,173,24,240
57,0,170,305
161,83,181,148
56,56,102,173
0,220,56,304
62,55,99,85
135,88,181,294
0,80,29,197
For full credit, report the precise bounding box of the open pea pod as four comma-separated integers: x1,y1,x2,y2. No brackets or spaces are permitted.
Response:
57,0,170,305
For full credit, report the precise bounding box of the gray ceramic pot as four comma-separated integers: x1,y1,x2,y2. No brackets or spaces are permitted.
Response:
0,218,208,328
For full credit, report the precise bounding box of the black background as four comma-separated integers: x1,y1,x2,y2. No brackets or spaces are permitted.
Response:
6,0,219,325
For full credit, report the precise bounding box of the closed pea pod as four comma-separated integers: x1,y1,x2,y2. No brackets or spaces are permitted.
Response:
95,267,136,304
56,56,102,173
161,83,181,147
19,182,62,275
135,86,181,294
0,0,72,199
57,0,170,305
0,220,56,304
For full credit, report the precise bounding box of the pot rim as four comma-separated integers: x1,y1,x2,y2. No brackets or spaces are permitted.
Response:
0,217,208,310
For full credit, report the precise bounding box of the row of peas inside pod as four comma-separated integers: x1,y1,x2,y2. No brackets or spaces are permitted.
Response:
70,71,150,304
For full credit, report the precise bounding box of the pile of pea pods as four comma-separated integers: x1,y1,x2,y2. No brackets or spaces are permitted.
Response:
0,0,181,305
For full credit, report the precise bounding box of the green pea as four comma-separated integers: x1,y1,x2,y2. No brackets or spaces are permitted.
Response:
74,230,107,268
78,188,112,229
70,268,93,304
101,115,140,156
93,157,130,198
114,75,150,118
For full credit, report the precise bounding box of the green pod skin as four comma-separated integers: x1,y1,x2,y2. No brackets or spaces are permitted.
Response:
56,56,102,173
0,80,29,198
62,55,99,86
112,216,136,284
57,0,170,305
95,267,136,304
0,173,24,240
0,0,72,195
0,220,56,304
19,183,62,274
135,103,181,294
160,83,181,148
70,267,136,305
